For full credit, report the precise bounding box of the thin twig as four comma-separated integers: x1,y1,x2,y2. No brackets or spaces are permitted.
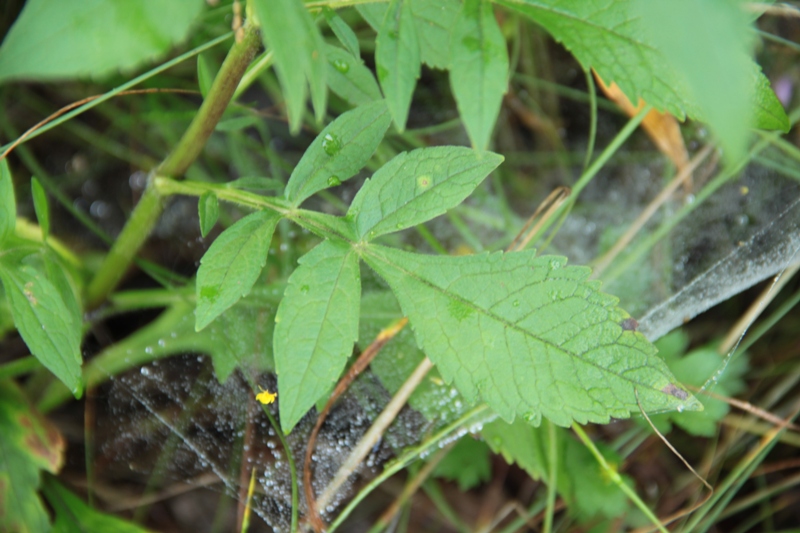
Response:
592,144,714,278
506,186,570,253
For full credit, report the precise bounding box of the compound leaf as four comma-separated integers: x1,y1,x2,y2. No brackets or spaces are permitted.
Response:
195,210,280,330
253,0,327,132
324,7,360,59
349,147,503,240
0,0,204,83
285,100,391,205
450,0,509,150
363,246,700,427
325,44,382,107
274,240,361,433
376,0,420,131
0,259,83,396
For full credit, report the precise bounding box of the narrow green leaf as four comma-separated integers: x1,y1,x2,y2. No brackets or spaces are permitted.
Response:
349,147,503,240
0,381,64,533
274,240,361,433
635,0,753,164
0,158,15,244
450,0,508,151
326,44,383,107
195,210,280,330
376,0,421,131
253,0,327,132
198,191,219,238
45,478,154,533
0,260,83,396
496,0,789,135
363,246,701,427
324,7,361,59
31,177,50,239
0,0,205,83
409,0,460,70
356,4,388,31
197,52,214,98
284,100,391,205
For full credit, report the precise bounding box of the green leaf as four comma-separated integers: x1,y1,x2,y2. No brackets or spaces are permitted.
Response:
197,52,215,98
360,0,460,70
483,417,548,480
348,147,503,240
195,210,280,331
409,0,460,70
496,0,789,137
361,291,473,423
198,191,219,238
274,240,361,433
0,259,83,396
326,44,383,107
450,0,508,151
376,0,421,131
753,68,790,132
0,0,205,83
363,247,700,426
324,7,361,59
433,436,491,490
649,332,748,437
0,380,63,533
0,158,15,245
253,0,327,132
44,478,154,533
635,0,754,165
284,100,391,205
30,178,49,239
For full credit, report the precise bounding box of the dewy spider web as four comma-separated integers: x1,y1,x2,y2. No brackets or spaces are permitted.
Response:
93,153,800,531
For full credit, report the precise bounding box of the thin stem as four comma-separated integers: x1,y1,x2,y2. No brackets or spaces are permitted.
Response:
582,68,597,171
0,356,41,380
542,421,557,533
572,424,669,533
86,25,262,307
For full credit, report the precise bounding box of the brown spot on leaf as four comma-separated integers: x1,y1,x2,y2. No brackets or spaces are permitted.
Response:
661,384,689,400
620,317,638,331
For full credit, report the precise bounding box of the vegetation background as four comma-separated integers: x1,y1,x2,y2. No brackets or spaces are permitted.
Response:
1,0,800,532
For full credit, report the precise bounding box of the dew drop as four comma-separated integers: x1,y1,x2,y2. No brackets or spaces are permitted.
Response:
331,59,349,73
676,405,685,413
549,259,562,270
322,132,342,156
523,412,537,423
327,175,341,187
395,222,404,229
512,299,520,307
300,284,310,294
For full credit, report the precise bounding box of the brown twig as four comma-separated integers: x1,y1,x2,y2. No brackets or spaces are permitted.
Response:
304,318,408,532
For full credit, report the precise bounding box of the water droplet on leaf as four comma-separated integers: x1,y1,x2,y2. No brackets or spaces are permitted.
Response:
331,59,349,73
327,176,341,187
300,285,310,294
322,133,342,156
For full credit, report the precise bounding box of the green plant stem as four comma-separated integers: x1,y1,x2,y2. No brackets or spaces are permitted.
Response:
527,105,651,246
85,26,261,307
542,420,557,533
582,68,598,171
0,356,41,380
572,424,669,533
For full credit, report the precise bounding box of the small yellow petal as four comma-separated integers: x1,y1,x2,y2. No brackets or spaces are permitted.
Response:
256,388,277,405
